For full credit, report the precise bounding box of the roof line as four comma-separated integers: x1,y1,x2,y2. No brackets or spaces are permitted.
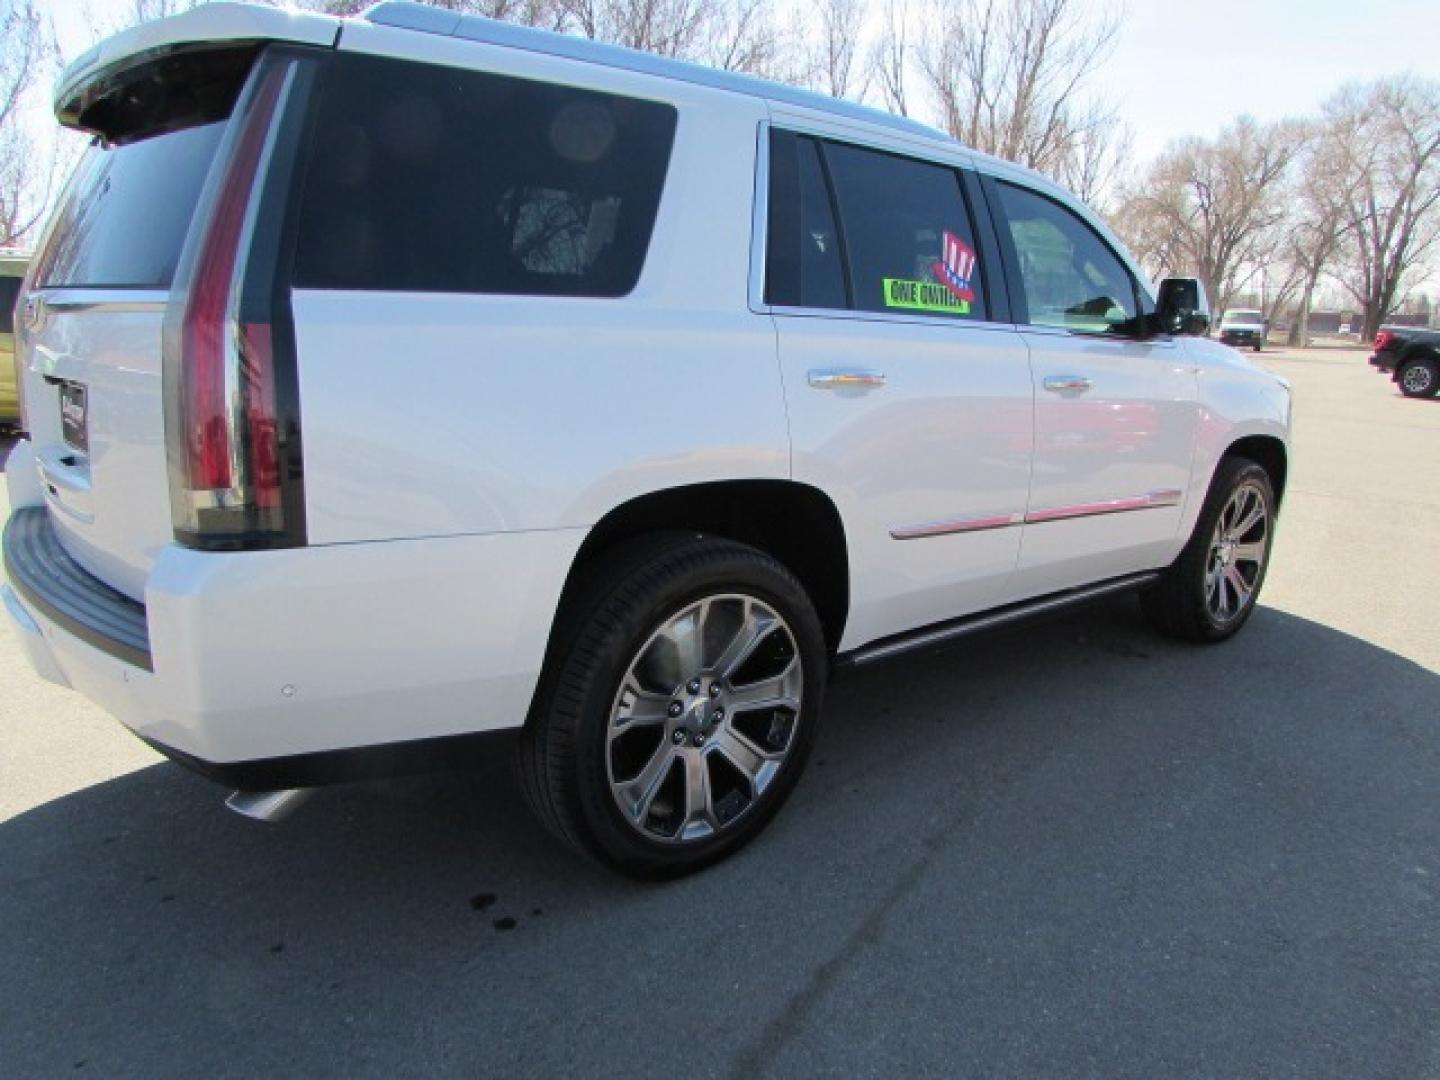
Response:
362,1,956,148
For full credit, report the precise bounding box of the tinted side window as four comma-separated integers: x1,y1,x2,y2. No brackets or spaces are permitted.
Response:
824,143,986,320
294,55,678,297
996,181,1137,334
765,131,846,309
40,124,226,288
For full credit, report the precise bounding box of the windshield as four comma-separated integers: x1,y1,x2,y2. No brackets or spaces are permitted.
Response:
1224,310,1264,323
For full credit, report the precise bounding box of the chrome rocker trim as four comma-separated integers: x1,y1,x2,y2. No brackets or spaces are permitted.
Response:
890,489,1184,541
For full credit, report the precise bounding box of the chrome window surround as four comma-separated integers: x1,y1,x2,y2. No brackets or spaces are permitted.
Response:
980,171,1163,334
746,118,1018,336
746,120,1170,349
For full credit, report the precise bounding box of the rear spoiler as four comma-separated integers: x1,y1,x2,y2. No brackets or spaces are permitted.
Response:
54,2,340,133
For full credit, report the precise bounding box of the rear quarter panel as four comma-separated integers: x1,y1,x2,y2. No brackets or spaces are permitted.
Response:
295,27,785,544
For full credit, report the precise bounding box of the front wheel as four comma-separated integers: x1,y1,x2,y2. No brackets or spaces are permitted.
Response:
1398,359,1439,398
517,535,826,878
1142,457,1276,643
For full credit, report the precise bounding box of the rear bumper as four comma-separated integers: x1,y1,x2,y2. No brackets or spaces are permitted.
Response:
1369,351,1399,373
3,494,584,782
4,507,152,669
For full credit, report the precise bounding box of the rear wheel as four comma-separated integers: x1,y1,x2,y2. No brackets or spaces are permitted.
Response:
1142,457,1276,643
517,535,826,878
1398,358,1439,398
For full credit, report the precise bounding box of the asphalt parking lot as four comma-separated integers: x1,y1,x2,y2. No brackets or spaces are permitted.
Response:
2,346,1438,1078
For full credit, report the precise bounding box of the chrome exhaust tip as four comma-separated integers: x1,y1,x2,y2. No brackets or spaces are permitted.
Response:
225,788,312,823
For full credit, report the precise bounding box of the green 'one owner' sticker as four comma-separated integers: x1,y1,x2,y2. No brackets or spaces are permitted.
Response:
883,278,971,315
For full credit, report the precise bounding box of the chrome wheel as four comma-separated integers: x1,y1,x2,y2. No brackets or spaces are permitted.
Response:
1401,362,1435,395
606,593,803,844
1205,481,1269,623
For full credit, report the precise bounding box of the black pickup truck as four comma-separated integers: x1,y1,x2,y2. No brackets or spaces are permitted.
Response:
1370,327,1440,398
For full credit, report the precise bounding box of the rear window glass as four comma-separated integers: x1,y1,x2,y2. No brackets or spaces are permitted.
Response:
38,123,225,289
293,54,678,297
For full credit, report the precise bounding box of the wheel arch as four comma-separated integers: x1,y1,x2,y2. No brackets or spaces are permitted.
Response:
1397,344,1440,386
1224,434,1288,506
555,480,850,653
1399,343,1440,366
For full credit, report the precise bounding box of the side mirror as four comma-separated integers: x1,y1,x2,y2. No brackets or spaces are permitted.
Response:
1155,277,1211,336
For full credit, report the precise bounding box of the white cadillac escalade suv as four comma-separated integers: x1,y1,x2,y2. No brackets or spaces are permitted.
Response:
3,2,1291,877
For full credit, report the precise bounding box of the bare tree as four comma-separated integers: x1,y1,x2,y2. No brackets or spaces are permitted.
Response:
558,0,786,77
918,0,1120,173
1055,107,1132,213
129,0,199,21
0,0,57,248
1251,239,1305,329
418,0,568,28
868,0,911,117
700,0,790,79
1113,184,1185,283
1323,76,1440,340
1113,117,1307,317
563,0,715,56
801,0,867,100
1283,128,1353,345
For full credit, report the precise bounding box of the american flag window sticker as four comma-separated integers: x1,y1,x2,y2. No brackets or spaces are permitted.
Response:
882,229,978,315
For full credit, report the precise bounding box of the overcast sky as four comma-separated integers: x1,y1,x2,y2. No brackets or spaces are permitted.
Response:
26,0,1440,170
1093,0,1440,161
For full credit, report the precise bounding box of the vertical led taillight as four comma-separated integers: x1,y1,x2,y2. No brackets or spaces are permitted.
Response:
164,51,313,549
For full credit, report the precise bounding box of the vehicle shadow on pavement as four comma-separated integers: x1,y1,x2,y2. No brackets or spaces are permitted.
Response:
3,600,1438,1078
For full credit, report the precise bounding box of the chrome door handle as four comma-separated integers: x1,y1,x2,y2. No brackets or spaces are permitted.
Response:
808,368,886,390
1043,375,1092,393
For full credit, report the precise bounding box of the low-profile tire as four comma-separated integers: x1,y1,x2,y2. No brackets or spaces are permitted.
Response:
1142,456,1277,643
1398,358,1439,398
517,534,827,879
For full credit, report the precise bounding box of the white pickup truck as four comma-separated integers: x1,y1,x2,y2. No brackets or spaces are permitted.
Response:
1219,309,1269,352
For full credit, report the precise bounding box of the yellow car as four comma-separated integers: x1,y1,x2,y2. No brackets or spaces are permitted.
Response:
0,252,29,432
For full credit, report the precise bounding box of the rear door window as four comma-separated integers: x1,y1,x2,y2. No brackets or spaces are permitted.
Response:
765,130,847,309
994,180,1139,334
38,123,227,289
823,142,987,320
293,54,678,297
